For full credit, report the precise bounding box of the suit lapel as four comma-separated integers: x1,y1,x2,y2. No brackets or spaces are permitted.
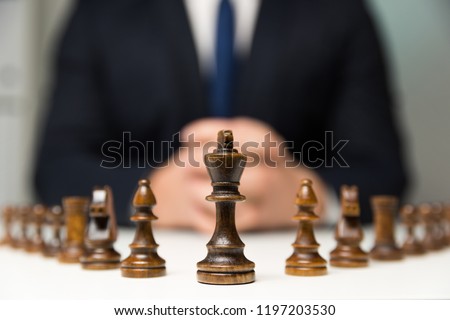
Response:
157,0,207,123
236,0,290,116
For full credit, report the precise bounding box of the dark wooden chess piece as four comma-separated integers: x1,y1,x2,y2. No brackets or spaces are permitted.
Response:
286,179,327,276
8,207,20,248
445,205,450,246
431,203,447,248
58,196,89,263
80,186,121,270
197,130,255,285
0,206,14,245
43,206,64,257
121,179,166,278
25,204,46,253
419,203,442,251
370,195,403,260
400,204,425,255
11,206,31,249
330,185,368,267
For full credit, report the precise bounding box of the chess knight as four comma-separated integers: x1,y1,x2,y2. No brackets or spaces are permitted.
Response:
80,186,121,269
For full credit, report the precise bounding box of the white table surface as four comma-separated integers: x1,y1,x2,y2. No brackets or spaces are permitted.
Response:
1,227,449,300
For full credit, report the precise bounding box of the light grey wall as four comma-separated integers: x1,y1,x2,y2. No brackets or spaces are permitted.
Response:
0,0,74,207
0,0,449,207
0,0,39,205
368,0,450,203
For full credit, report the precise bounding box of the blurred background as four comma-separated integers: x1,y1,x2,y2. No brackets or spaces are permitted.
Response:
0,0,449,207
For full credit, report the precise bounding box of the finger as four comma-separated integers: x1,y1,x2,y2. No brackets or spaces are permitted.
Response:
181,118,233,145
190,202,216,233
234,201,261,232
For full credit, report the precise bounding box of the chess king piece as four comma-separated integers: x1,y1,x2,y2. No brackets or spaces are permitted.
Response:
43,206,64,257
370,195,403,260
80,186,121,270
197,130,255,285
58,196,89,263
286,179,327,276
25,204,46,253
400,204,425,255
330,185,369,267
419,203,443,251
121,179,166,278
0,206,14,245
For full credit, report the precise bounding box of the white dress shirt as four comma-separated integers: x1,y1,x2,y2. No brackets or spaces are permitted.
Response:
183,0,261,75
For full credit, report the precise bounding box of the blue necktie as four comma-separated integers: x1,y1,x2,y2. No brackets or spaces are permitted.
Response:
210,0,235,117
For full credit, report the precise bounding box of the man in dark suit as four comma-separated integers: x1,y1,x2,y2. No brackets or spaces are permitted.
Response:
34,0,408,230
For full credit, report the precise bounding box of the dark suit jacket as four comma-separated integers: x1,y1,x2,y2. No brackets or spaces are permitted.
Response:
34,0,408,225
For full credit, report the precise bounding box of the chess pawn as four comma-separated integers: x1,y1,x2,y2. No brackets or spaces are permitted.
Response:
121,179,166,278
42,206,64,257
370,195,403,260
286,179,327,276
0,206,14,245
330,185,368,267
11,206,31,249
419,203,443,251
197,130,255,285
25,204,46,253
400,204,425,255
80,186,121,270
58,197,89,263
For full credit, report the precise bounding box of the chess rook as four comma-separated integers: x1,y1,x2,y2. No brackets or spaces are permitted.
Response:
370,196,403,260
445,205,450,246
80,186,121,270
0,206,14,245
58,197,89,263
42,205,64,257
25,204,46,253
286,179,327,276
330,185,368,267
419,203,444,251
121,179,166,278
11,206,31,249
400,204,425,255
431,203,447,248
197,130,255,285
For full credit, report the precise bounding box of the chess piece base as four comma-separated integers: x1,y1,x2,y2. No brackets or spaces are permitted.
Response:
80,248,121,270
197,270,255,285
58,246,84,263
197,252,255,285
423,237,443,251
330,246,369,268
402,242,426,255
120,252,166,278
82,261,121,270
42,247,59,258
370,245,403,260
58,254,81,263
121,267,166,278
25,243,45,253
285,252,327,276
285,266,327,276
11,239,27,249
0,237,12,246
330,258,368,268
